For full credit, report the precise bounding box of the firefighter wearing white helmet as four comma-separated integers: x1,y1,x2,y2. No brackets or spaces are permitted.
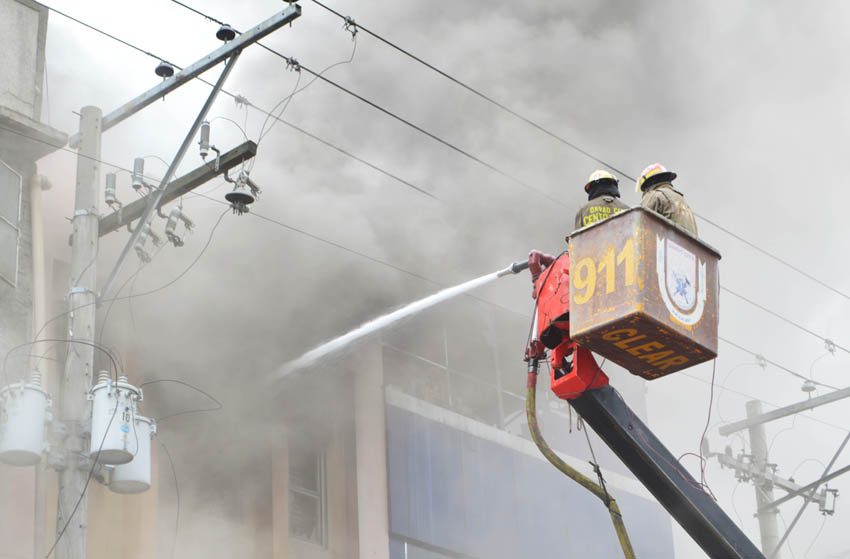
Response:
574,169,629,229
636,163,698,236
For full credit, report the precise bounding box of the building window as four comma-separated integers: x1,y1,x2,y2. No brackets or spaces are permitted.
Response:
0,161,21,287
289,442,327,547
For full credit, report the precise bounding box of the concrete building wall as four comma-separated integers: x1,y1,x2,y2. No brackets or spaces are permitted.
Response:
0,0,46,120
0,4,49,558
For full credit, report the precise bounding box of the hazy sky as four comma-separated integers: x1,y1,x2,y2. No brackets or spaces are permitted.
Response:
32,1,850,557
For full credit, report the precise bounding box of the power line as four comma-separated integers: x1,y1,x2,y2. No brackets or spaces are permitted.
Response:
37,5,845,401
30,4,850,357
2,338,121,386
157,438,181,559
233,93,436,197
51,4,841,334
163,1,562,205
191,192,526,318
300,66,558,202
699,215,850,302
41,3,436,201
680,372,849,434
721,286,849,355
161,2,850,351
719,336,838,390
196,187,833,393
307,0,850,304
44,4,180,69
307,0,633,179
2,114,446,305
7,113,835,400
139,378,223,422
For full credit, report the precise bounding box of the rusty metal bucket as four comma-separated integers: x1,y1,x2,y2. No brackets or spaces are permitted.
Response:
568,207,720,380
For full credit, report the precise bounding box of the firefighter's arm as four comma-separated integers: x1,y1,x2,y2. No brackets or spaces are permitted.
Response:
641,190,671,219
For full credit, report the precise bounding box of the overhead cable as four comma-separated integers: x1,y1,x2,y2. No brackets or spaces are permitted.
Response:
307,0,633,180
307,0,850,303
722,287,848,355
719,337,838,390
41,4,435,200
164,0,562,205
38,5,844,404
4,115,836,401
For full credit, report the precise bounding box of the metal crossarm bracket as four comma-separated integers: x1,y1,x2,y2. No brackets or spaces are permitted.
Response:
67,4,301,148
98,141,256,236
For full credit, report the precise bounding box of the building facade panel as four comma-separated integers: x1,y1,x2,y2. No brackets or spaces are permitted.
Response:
387,403,675,559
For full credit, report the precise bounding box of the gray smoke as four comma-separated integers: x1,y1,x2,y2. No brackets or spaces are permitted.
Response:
19,0,850,557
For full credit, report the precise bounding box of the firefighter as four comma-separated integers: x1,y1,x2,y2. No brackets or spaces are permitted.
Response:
636,163,698,236
574,170,629,229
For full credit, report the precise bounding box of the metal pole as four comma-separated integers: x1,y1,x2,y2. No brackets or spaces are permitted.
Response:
747,400,782,558
99,52,240,300
769,429,850,558
56,105,102,559
30,171,48,559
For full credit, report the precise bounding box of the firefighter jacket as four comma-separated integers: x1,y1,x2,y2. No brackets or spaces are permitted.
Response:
640,182,698,236
574,195,629,229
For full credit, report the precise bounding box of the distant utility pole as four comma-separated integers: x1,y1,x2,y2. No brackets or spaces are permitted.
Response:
53,6,300,558
713,389,850,559
746,400,782,559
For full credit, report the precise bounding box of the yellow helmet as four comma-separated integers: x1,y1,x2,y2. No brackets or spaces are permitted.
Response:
636,163,677,192
584,169,619,192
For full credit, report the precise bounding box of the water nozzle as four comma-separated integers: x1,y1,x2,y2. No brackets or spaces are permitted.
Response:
497,259,530,278
510,260,530,274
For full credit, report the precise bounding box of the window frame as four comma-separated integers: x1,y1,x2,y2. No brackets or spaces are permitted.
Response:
288,444,328,548
0,160,22,288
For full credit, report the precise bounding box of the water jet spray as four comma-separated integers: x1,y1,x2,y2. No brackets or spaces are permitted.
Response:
274,258,530,379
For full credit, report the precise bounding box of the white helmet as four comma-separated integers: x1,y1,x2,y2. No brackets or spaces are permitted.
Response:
636,163,677,192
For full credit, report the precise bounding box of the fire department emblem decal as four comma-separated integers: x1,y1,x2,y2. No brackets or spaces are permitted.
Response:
656,236,706,326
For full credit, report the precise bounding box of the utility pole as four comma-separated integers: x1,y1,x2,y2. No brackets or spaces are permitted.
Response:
713,387,850,558
746,400,782,558
56,105,102,559
48,8,301,557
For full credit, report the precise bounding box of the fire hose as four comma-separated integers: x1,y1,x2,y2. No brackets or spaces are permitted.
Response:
526,361,636,558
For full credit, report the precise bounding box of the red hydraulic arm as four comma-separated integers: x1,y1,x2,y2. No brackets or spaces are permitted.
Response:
527,253,608,399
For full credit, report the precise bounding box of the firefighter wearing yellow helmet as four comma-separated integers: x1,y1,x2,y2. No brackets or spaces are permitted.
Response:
574,169,629,229
636,163,698,236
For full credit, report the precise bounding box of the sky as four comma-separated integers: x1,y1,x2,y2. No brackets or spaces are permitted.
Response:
24,0,850,557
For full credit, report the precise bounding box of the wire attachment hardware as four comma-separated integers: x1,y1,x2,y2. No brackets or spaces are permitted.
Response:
164,206,194,247
343,16,358,39
285,57,301,72
825,339,836,355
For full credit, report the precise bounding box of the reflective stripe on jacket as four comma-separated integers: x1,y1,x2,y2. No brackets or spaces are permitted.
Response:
574,195,629,229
